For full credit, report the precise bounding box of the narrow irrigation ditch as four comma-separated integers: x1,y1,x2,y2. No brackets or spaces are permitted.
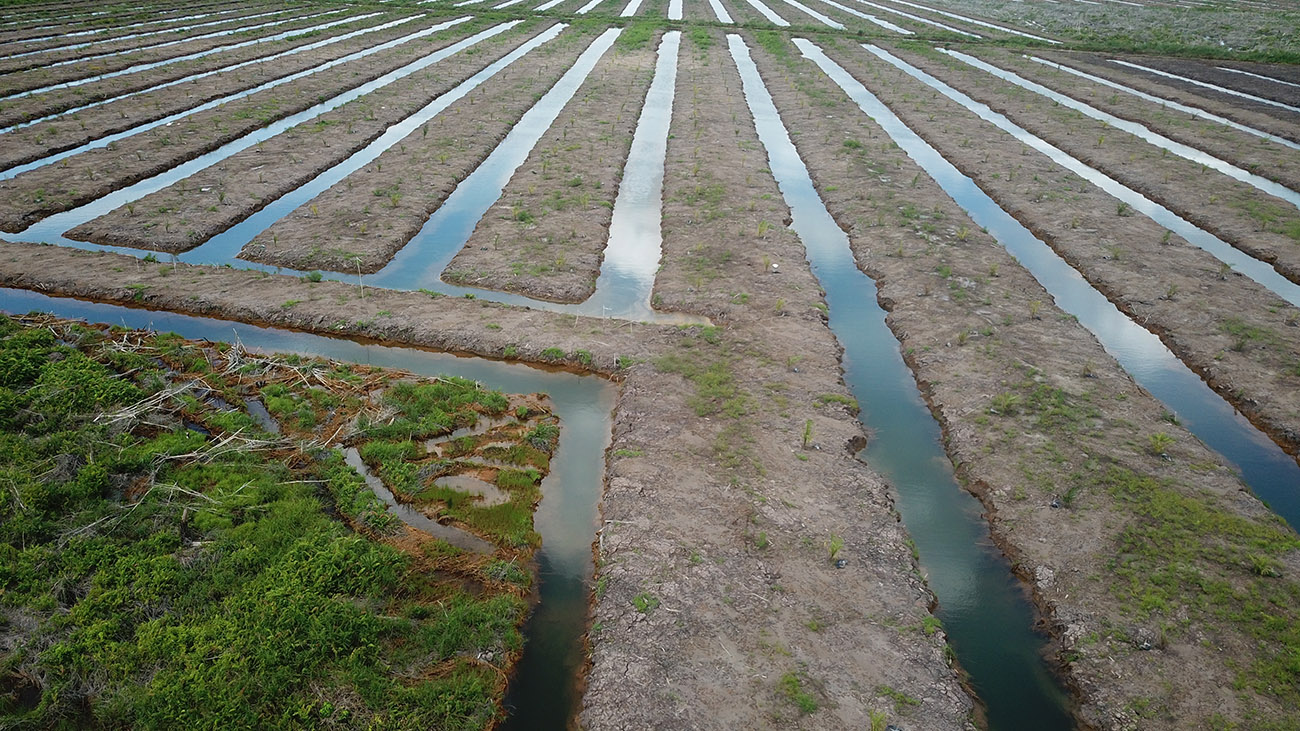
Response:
730,33,1076,729
813,39,1300,529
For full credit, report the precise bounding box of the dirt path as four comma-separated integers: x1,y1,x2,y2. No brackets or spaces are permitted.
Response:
865,43,1300,454
238,25,605,274
0,19,505,234
752,33,1300,729
0,240,658,371
0,13,423,171
439,34,656,301
583,29,975,730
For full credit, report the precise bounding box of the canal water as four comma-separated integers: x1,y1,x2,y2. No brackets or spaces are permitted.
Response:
729,34,1076,729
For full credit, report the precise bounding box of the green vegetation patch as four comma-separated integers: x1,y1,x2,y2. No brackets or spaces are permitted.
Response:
0,316,549,728
1104,466,1300,706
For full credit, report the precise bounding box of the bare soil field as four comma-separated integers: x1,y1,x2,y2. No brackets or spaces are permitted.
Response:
975,50,1300,141
0,3,293,73
0,2,252,53
585,30,972,728
0,10,414,128
848,44,1300,452
892,45,1300,284
905,0,1300,57
3,0,1300,728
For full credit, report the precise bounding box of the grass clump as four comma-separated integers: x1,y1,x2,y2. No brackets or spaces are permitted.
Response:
655,353,748,418
779,672,818,714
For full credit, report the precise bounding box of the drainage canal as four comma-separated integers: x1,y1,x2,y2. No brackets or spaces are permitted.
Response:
707,0,735,23
0,8,281,59
809,0,913,35
846,0,981,38
868,0,1058,43
942,49,1300,211
1024,55,1300,152
31,9,345,72
1216,65,1300,90
743,0,791,26
805,41,1300,528
729,34,1075,730
177,23,570,266
865,46,1300,309
0,15,454,176
1110,59,1300,114
0,10,377,101
2,27,706,326
777,0,845,29
0,286,616,729
365,27,624,292
581,31,680,319
9,21,526,242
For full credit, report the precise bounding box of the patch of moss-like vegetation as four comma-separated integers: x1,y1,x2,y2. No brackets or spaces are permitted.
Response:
0,315,557,728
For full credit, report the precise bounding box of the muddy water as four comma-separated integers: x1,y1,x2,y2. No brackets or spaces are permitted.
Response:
729,34,1075,730
868,46,1300,309
0,285,616,729
810,42,1300,528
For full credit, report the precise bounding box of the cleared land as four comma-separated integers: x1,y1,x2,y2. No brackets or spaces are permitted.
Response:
2,0,1299,728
